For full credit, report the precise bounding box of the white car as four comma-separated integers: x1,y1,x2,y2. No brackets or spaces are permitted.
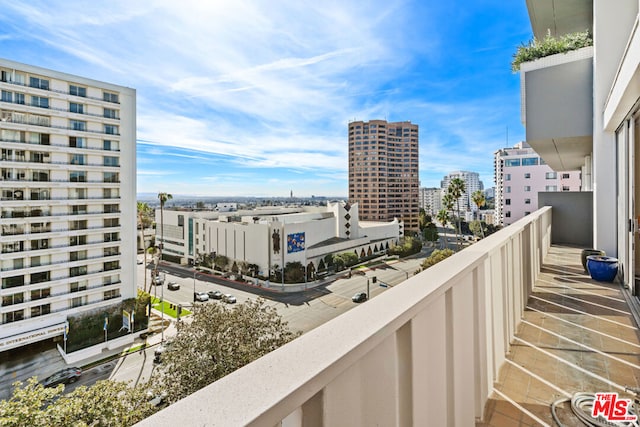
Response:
222,294,237,304
194,291,209,302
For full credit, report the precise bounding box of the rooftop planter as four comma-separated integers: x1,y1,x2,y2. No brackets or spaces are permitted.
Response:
512,30,593,72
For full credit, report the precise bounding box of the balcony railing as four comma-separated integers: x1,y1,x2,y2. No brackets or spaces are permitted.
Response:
138,207,552,427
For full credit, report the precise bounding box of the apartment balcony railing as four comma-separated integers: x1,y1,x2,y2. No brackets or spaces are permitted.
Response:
0,98,120,120
0,78,120,104
0,137,120,152
0,115,120,136
138,207,552,427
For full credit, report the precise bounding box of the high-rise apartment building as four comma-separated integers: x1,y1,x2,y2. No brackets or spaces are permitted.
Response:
418,187,443,217
348,120,419,233
494,142,581,226
440,171,484,214
0,58,136,351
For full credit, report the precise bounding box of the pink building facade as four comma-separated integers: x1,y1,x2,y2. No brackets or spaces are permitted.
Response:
494,142,581,226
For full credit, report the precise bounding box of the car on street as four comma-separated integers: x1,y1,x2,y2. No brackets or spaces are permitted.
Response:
351,292,367,303
153,341,172,363
194,291,209,302
42,367,82,387
222,294,237,304
207,290,223,300
153,276,163,286
137,259,143,265
167,281,180,290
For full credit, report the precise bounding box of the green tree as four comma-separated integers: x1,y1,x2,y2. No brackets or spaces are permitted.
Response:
0,378,156,427
421,248,455,269
214,254,229,271
436,208,451,249
471,190,486,238
284,261,305,283
418,208,429,232
447,178,466,250
157,192,172,271
137,201,153,292
154,298,299,403
469,220,487,239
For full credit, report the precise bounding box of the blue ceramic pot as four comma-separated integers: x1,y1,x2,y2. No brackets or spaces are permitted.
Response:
586,255,618,282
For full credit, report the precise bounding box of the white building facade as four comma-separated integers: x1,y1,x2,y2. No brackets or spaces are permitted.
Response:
418,187,442,216
440,170,483,214
0,59,136,351
494,142,581,226
156,202,400,277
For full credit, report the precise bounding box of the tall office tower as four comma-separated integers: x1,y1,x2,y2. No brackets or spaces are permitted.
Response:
348,120,419,233
0,59,136,351
440,171,484,213
494,142,581,226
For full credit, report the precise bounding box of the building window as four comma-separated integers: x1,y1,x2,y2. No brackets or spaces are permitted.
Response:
70,266,87,277
522,157,539,166
31,96,49,109
524,186,531,192
2,293,24,306
103,92,119,103
70,102,84,114
70,281,87,293
524,211,531,215
506,186,511,193
69,136,85,148
505,199,511,205
505,211,511,218
69,85,87,97
69,120,86,131
545,185,557,191
103,156,119,167
70,235,87,246
31,304,50,317
104,289,119,300
524,173,531,179
563,186,570,191
103,108,118,119
505,174,511,181
103,172,119,183
562,173,570,179
546,172,556,179
29,77,49,90
70,171,86,182
104,124,118,135
3,309,24,323
31,288,50,301
525,198,531,204
30,271,50,284
505,159,520,167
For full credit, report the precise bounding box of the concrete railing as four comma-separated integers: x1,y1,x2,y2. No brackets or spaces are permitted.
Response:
138,207,552,426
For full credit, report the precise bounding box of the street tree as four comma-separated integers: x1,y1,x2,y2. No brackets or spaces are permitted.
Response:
447,178,466,250
153,298,299,403
156,192,172,275
471,190,486,238
436,208,451,249
137,201,153,292
0,378,156,427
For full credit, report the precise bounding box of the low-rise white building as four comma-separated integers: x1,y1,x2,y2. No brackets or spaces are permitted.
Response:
156,201,401,277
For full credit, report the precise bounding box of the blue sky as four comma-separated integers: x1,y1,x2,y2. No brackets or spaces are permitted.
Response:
0,0,532,197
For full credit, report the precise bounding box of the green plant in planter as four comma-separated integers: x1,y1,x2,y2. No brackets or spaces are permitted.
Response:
512,30,593,72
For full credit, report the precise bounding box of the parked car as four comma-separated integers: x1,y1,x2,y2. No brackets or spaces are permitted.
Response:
153,276,163,286
207,290,223,300
352,292,367,303
222,294,237,304
194,291,209,302
43,367,82,387
137,259,143,265
167,281,180,290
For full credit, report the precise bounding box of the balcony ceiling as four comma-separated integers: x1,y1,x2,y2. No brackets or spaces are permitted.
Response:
526,0,593,39
528,135,591,171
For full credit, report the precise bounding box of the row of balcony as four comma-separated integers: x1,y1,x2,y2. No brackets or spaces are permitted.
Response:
0,97,119,120
0,114,120,136
1,252,121,272
1,137,120,152
0,78,120,104
1,209,120,220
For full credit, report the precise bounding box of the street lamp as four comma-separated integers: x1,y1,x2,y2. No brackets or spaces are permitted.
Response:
161,273,165,344
193,270,197,303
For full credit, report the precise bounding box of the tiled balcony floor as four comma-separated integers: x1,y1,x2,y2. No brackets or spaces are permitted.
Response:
479,246,640,426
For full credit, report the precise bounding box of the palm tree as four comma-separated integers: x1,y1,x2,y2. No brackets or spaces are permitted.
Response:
137,201,152,292
442,192,455,249
157,192,172,278
471,190,486,238
447,178,466,250
436,209,451,249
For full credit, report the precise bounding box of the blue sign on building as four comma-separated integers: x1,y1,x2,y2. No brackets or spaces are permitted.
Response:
287,232,305,253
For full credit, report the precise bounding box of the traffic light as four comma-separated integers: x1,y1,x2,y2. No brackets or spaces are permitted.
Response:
372,276,377,283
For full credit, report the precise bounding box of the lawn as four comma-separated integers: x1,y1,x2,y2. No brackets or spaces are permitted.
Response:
151,297,191,319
